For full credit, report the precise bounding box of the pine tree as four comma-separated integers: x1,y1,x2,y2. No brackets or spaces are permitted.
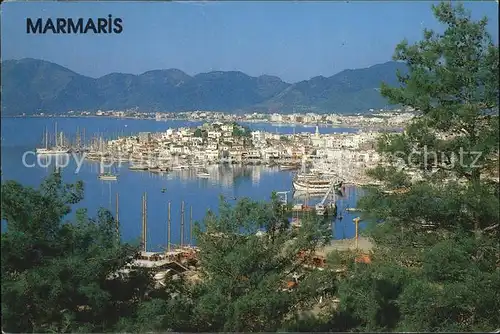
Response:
330,2,499,331
1,173,148,332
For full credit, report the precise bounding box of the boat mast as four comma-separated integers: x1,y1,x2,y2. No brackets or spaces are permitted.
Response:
141,194,145,252
167,201,171,252
76,126,81,149
180,201,185,247
141,192,147,252
116,192,120,236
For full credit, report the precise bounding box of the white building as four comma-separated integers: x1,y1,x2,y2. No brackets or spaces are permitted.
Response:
311,126,325,147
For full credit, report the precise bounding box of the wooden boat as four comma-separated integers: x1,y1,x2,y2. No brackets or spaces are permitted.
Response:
293,175,342,193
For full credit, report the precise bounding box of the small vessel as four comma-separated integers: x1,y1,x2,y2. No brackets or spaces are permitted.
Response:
279,163,300,171
161,188,167,193
36,147,70,155
190,162,205,168
196,168,210,178
36,124,71,155
129,164,148,171
99,173,118,181
172,165,189,170
98,164,118,181
293,176,341,193
148,166,162,173
292,156,341,193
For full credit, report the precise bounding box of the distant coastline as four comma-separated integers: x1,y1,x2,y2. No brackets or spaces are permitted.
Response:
3,58,408,116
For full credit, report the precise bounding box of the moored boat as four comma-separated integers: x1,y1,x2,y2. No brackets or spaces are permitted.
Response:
279,163,300,171
172,165,189,170
129,164,148,171
36,147,71,155
293,177,334,192
98,163,118,181
36,123,71,155
293,173,343,193
99,173,118,181
196,168,210,178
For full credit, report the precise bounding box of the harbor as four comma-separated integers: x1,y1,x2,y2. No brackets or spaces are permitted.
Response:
33,120,360,221
115,189,368,286
2,117,369,250
31,119,382,187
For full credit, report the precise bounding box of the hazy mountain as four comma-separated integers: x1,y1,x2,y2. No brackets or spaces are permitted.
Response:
1,58,407,115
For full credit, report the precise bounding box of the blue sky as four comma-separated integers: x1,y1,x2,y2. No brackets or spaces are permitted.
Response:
1,1,498,83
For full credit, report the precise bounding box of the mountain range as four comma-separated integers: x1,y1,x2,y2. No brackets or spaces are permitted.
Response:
1,58,408,115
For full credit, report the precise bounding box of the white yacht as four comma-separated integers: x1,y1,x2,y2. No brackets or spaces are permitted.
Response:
99,173,118,181
196,169,210,178
36,124,71,155
293,176,336,192
98,164,118,181
36,147,70,155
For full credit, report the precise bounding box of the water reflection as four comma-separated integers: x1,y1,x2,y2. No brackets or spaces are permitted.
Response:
76,162,273,188
4,151,365,251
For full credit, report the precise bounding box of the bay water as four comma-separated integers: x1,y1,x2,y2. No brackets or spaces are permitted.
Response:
1,117,366,251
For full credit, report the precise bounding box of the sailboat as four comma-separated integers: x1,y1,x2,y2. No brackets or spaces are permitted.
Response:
36,123,70,155
36,127,51,154
98,162,118,181
292,155,342,193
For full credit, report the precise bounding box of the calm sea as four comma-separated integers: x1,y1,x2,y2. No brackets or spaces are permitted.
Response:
1,117,366,251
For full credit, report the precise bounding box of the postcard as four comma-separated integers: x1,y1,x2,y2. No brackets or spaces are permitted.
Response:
1,1,499,332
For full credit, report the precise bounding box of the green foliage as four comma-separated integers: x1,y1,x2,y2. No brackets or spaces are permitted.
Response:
189,194,332,331
332,2,500,332
1,176,336,332
1,173,145,333
231,123,252,138
280,135,290,142
2,5,498,332
193,128,203,137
